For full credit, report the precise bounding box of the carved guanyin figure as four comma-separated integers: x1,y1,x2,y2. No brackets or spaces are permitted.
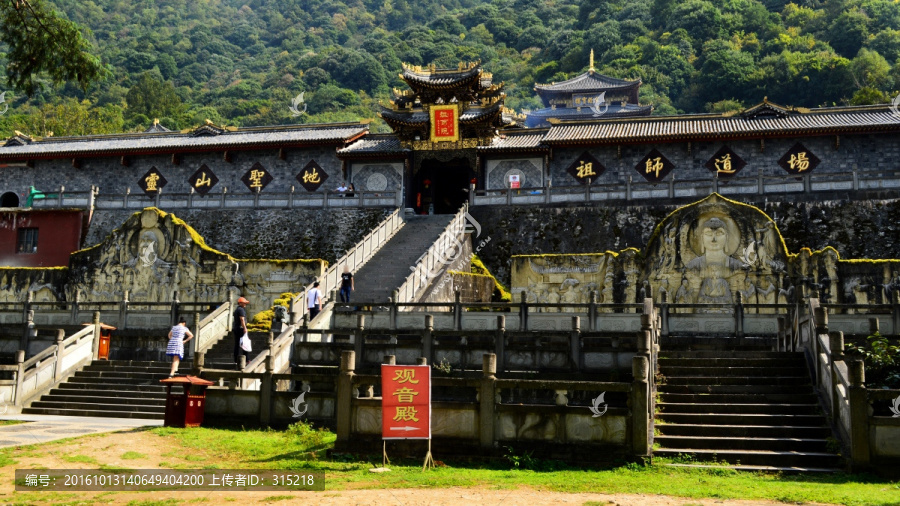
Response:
685,217,745,310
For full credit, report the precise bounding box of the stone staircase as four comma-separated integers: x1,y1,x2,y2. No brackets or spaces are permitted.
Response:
22,360,173,419
654,349,843,472
201,332,270,369
350,214,455,303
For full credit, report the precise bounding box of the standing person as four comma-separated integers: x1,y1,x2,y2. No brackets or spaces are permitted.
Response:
166,317,194,377
233,296,249,367
340,266,354,303
307,282,323,320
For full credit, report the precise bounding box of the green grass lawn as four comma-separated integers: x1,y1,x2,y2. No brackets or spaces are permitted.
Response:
147,423,900,506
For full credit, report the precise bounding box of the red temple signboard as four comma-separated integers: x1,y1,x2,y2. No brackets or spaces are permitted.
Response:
381,364,431,439
429,104,459,143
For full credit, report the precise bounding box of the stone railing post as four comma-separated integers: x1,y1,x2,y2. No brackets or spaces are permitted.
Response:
336,350,356,445
519,291,528,331
192,312,201,357
384,355,396,365
354,314,365,364
54,329,65,381
390,289,399,329
260,332,275,427
480,353,497,449
735,291,745,339
777,316,786,352
829,330,844,425
495,315,505,370
814,305,829,336
588,290,598,331
91,311,101,360
170,290,180,327
632,355,650,456
70,290,80,325
454,289,462,331
848,360,870,469
423,314,434,365
569,316,581,372
119,290,129,330
13,350,25,406
659,289,669,339
21,309,35,354
22,290,33,328
193,351,205,375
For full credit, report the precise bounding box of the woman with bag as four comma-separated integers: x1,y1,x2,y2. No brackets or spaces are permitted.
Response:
233,296,250,368
166,316,194,377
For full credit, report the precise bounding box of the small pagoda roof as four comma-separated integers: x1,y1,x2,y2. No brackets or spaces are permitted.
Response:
400,62,485,90
535,71,641,94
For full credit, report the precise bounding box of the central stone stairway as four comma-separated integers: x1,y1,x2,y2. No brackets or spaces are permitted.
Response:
350,214,455,303
22,360,175,419
654,349,843,472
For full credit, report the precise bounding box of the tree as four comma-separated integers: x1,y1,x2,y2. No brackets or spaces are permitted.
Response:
0,0,108,95
125,72,185,122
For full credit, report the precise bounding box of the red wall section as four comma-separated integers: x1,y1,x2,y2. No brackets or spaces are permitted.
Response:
0,210,83,267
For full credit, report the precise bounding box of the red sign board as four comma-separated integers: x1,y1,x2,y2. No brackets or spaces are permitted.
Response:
381,365,431,439
429,105,459,143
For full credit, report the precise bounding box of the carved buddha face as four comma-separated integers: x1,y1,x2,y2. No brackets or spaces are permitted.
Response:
700,218,727,254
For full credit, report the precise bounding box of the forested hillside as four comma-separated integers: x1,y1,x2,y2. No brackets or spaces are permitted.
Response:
1,0,898,136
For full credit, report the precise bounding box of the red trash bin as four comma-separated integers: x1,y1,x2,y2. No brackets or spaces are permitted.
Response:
159,375,215,428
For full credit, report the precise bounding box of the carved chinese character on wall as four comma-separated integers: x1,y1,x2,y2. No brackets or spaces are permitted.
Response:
138,167,167,195
241,162,273,192
635,149,675,183
189,164,219,194
566,152,605,185
705,146,747,179
778,143,820,175
297,160,329,192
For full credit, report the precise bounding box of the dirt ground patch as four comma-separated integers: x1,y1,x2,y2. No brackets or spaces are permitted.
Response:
0,429,833,506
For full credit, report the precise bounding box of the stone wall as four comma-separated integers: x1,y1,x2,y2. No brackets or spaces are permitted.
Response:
84,207,391,263
0,146,345,200
470,197,900,289
548,133,895,187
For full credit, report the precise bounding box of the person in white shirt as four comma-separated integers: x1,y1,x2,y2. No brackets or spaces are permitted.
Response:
307,281,323,320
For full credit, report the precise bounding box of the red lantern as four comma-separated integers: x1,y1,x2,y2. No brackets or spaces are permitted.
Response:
423,179,431,189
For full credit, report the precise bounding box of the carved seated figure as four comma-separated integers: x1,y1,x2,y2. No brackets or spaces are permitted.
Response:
686,217,745,310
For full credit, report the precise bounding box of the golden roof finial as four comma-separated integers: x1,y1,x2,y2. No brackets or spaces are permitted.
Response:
589,49,595,73
153,118,159,125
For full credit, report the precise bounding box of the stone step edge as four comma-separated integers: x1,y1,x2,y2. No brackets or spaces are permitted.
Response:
653,448,838,457
660,463,841,473
655,435,828,443
657,403,819,408
654,423,830,430
21,409,165,419
28,401,167,410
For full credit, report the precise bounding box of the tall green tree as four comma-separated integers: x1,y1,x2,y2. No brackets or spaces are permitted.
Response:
125,72,185,123
0,0,108,95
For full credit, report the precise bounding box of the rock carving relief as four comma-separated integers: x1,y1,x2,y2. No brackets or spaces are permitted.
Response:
511,194,900,311
0,208,324,313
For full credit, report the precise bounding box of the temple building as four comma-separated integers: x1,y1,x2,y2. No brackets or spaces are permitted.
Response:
524,51,652,127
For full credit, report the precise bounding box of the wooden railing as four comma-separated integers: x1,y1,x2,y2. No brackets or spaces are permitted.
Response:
395,204,469,304
291,208,403,323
